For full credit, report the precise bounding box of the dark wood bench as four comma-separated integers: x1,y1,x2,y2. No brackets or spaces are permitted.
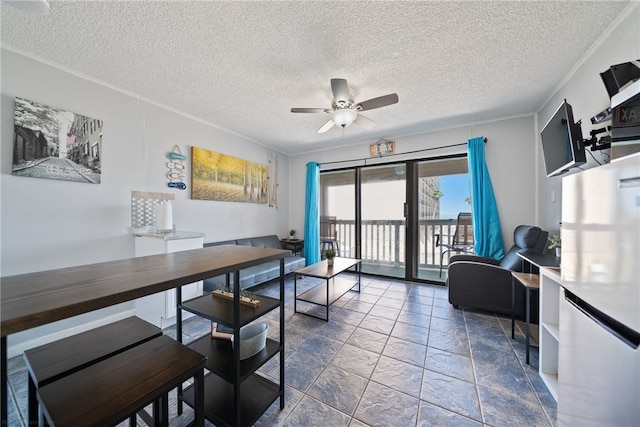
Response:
36,335,206,427
24,316,162,426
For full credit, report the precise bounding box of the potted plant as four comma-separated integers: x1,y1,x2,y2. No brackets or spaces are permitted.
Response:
323,248,336,266
548,234,561,257
289,229,296,240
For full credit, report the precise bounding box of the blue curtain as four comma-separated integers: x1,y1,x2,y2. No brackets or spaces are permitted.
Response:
304,162,320,264
468,137,505,259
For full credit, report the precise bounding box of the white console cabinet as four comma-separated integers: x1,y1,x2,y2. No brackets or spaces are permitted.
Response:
539,266,562,401
134,231,205,328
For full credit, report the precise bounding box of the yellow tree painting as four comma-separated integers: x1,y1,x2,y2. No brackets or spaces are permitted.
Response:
192,147,268,203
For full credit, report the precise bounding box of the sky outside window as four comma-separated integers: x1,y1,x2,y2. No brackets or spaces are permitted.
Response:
439,174,472,219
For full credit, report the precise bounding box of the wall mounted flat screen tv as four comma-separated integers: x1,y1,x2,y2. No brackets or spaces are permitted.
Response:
540,99,586,177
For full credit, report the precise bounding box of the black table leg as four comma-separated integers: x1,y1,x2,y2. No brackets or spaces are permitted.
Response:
279,259,285,410
194,369,204,427
326,278,330,321
28,374,38,426
1,336,7,427
526,288,531,365
294,273,298,314
511,277,515,339
176,285,183,415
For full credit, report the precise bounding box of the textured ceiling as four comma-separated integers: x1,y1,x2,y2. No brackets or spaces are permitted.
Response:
0,1,630,155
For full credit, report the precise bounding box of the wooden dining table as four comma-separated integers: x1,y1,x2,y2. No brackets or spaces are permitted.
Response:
0,244,290,425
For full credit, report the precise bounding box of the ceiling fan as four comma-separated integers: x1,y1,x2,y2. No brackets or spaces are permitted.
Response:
291,78,399,133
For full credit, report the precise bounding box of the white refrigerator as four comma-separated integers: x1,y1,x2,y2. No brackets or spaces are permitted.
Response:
558,152,640,426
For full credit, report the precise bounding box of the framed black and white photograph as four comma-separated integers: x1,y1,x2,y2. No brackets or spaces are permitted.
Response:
12,97,103,184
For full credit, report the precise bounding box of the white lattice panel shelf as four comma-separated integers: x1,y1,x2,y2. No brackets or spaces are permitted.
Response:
131,191,175,229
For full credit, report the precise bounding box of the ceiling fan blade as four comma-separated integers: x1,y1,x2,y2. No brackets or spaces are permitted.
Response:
317,119,335,133
331,78,350,103
357,93,399,111
354,114,376,130
291,107,327,113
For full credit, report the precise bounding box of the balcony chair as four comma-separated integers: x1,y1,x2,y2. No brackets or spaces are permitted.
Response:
320,215,340,257
447,225,548,320
435,212,474,277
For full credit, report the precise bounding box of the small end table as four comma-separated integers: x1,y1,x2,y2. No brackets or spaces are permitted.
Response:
280,239,304,256
512,271,540,364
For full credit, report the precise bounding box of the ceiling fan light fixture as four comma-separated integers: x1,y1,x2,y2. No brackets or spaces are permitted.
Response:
332,108,357,128
291,78,398,133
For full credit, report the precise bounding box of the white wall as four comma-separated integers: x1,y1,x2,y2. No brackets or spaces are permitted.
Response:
536,3,639,234
289,115,538,252
3,3,636,355
1,49,289,355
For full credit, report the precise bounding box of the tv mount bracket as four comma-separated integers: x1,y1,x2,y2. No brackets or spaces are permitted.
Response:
582,124,612,151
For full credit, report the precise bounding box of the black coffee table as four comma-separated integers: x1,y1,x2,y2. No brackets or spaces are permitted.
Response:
294,257,361,321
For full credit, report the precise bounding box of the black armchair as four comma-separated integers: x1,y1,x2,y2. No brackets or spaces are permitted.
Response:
447,225,548,320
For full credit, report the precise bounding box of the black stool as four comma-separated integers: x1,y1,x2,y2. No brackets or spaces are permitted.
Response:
24,316,161,426
36,335,205,427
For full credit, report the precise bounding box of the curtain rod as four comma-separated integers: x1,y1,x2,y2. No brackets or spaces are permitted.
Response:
318,137,487,166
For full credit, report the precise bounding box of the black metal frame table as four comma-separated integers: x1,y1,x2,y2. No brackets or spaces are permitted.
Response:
518,252,560,273
1,245,289,426
294,257,361,321
511,271,540,364
509,253,561,366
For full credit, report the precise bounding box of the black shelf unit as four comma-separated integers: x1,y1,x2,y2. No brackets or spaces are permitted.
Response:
183,371,280,427
176,260,285,427
185,335,280,383
180,292,281,329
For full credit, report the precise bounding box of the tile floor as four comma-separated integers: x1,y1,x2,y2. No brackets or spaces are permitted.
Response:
6,274,557,426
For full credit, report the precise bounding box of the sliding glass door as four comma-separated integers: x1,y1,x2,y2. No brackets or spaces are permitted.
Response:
319,170,356,258
411,157,471,282
360,164,406,278
319,155,470,284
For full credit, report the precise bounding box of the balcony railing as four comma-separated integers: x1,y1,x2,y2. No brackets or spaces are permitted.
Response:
332,218,463,270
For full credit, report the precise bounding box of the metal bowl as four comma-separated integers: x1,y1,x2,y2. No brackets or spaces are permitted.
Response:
231,323,269,360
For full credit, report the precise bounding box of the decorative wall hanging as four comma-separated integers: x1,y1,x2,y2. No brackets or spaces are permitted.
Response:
191,147,268,203
130,190,175,231
268,151,279,208
12,97,103,184
370,139,395,157
166,145,187,190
